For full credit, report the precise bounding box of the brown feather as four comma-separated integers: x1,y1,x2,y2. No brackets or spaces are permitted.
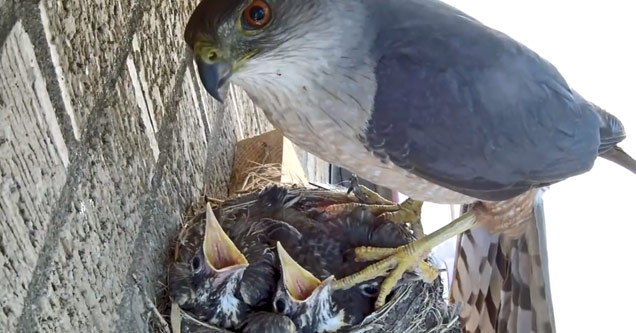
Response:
450,190,555,333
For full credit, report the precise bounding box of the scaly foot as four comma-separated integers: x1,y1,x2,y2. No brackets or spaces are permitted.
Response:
337,176,424,234
323,202,400,216
333,211,477,308
377,197,424,238
346,174,395,206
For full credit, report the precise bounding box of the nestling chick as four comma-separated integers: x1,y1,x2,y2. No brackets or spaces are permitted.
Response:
169,191,299,330
265,185,424,332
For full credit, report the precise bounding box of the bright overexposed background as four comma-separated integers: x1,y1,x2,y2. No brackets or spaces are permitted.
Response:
397,1,636,331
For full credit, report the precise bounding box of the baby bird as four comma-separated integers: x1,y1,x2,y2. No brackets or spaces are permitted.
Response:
239,312,297,333
169,188,299,330
170,184,430,332
267,186,426,332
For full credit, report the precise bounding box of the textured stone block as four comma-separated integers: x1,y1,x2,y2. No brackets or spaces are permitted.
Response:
39,0,138,136
126,0,198,136
28,56,158,332
1,1,316,332
114,61,232,332
0,21,68,330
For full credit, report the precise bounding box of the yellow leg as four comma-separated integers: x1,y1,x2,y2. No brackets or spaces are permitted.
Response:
347,178,423,223
346,174,395,205
352,184,396,206
342,176,424,229
378,198,422,220
323,202,400,216
333,211,477,308
355,246,399,261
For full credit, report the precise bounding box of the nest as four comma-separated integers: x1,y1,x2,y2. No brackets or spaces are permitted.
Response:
235,162,307,195
154,180,461,333
170,277,460,333
152,159,460,332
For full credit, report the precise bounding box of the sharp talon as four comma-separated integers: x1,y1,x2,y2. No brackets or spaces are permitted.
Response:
375,257,411,309
360,186,395,205
346,174,367,202
346,175,394,205
346,174,358,195
416,261,439,282
333,211,477,309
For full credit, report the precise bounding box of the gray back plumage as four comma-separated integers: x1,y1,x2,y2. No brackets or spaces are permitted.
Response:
364,0,608,201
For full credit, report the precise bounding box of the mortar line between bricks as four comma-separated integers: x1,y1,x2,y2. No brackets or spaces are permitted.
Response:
14,1,80,150
149,53,192,190
14,1,149,331
114,54,191,332
0,1,17,50
202,92,233,195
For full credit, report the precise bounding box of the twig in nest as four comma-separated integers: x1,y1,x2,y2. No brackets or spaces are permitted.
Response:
171,303,233,333
238,161,306,194
170,303,182,333
240,162,283,192
132,273,171,333
173,208,201,261
204,196,225,205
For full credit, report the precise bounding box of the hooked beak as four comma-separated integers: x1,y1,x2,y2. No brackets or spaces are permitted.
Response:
195,58,232,102
277,242,334,302
203,203,249,272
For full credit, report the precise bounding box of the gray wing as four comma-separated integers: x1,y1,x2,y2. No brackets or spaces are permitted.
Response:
364,0,602,201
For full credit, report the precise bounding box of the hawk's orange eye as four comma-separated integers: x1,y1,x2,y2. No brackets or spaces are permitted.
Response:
242,1,271,30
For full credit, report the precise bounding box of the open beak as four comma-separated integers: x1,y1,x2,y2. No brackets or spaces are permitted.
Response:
277,242,331,302
195,58,232,102
203,203,249,272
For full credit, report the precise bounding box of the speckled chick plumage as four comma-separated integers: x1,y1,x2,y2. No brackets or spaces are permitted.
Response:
170,184,437,332
169,190,297,330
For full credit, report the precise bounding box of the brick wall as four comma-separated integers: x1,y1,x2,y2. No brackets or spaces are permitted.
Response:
0,1,285,331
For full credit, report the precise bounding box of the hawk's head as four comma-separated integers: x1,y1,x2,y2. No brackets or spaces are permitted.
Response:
184,0,371,105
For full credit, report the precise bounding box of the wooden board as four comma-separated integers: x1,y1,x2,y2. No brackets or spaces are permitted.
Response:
229,129,310,196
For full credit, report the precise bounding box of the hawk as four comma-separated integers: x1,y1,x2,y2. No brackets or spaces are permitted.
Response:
184,0,636,331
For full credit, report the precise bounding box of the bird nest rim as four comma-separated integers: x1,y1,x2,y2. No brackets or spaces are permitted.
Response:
165,183,460,333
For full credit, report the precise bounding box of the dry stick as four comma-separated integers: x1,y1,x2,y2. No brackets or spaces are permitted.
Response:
132,273,170,332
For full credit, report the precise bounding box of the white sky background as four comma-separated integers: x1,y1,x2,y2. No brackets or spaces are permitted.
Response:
399,1,636,331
